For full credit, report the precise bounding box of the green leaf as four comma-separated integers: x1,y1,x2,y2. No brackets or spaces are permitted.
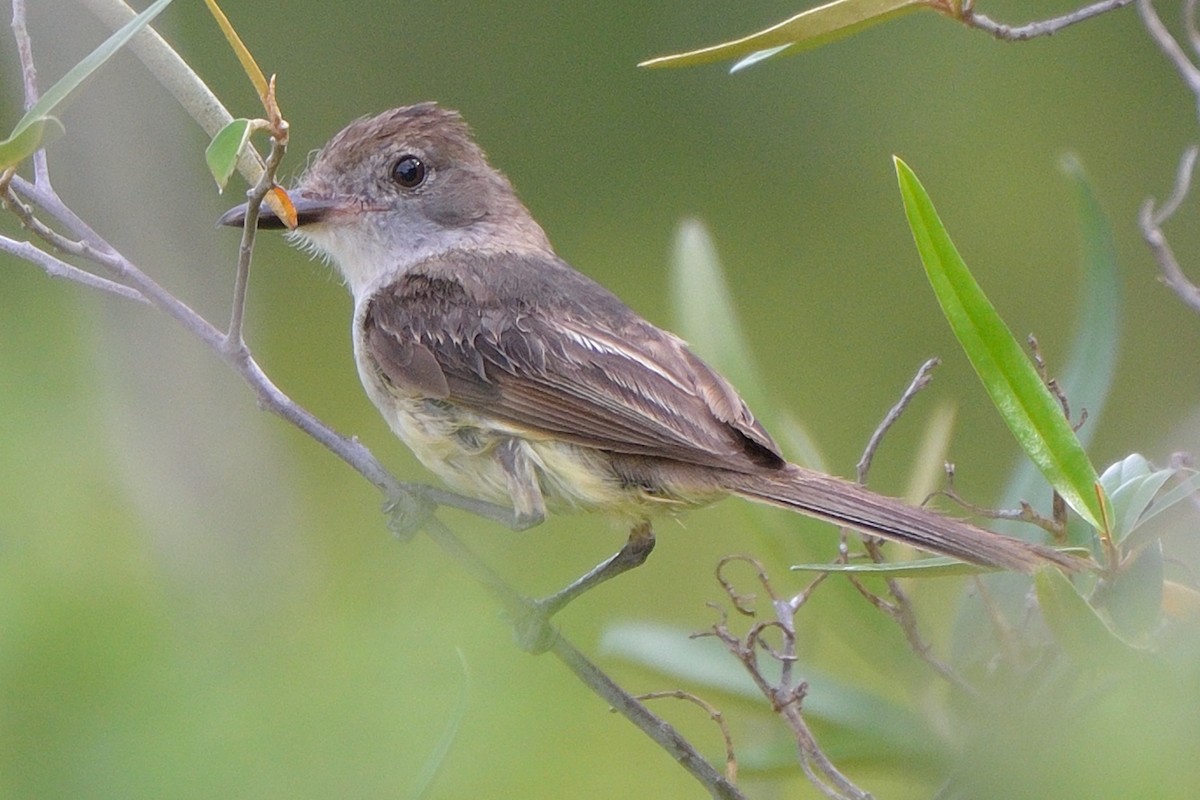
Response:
1095,542,1164,641
1035,568,1147,664
639,0,936,70
792,547,1092,578
1056,155,1121,443
1100,454,1176,543
407,649,470,800
205,118,254,191
894,157,1107,532
774,413,828,472
0,117,62,170
995,157,1121,542
792,556,994,577
1138,468,1200,521
669,218,770,420
0,0,178,169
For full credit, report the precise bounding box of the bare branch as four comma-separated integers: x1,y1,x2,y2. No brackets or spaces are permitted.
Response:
961,0,1135,42
1139,0,1200,96
1141,147,1200,314
0,233,146,301
10,0,47,184
856,357,939,484
225,135,287,350
632,691,739,786
707,561,870,799
1186,0,1200,58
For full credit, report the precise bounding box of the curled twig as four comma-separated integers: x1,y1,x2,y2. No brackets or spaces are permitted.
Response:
1140,146,1200,315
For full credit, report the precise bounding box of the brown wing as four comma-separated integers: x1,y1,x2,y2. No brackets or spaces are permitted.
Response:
360,253,783,473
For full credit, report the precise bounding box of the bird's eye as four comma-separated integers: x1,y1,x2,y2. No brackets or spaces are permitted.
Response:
391,155,426,188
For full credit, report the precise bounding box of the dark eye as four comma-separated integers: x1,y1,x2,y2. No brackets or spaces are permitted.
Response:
391,155,426,188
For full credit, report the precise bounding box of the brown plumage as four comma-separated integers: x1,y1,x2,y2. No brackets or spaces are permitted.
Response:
222,103,1086,588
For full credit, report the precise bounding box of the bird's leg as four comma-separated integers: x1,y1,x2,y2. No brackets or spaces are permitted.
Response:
515,521,656,653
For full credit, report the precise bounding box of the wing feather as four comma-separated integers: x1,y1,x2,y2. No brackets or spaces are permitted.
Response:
361,254,784,472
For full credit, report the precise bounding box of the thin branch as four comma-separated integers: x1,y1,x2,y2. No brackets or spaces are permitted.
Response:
1135,1,1200,314
1148,146,1200,228
856,357,939,484
845,360,976,695
1140,146,1200,314
1186,0,1200,58
226,134,286,350
420,517,746,800
934,482,1065,537
1139,0,1200,96
10,0,47,185
961,0,1135,42
707,559,870,799
0,234,146,301
631,691,738,786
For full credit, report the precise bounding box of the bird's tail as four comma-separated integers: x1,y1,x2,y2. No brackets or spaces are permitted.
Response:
723,463,1083,574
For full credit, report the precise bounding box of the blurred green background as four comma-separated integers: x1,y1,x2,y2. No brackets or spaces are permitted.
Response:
3,1,1199,797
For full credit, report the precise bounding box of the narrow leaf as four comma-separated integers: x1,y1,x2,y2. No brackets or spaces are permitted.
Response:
1117,468,1200,557
0,118,60,170
793,556,992,577
0,0,177,169
205,118,253,191
1056,155,1120,441
894,157,1107,531
407,650,470,800
792,548,1092,578
1108,466,1176,542
670,219,769,417
640,0,934,70
995,157,1120,544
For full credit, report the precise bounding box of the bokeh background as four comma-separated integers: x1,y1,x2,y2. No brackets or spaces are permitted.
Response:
3,1,1199,797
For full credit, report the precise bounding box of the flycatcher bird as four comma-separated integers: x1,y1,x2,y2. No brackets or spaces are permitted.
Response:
221,104,1079,617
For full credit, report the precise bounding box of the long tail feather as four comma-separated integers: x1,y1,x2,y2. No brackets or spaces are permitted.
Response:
724,464,1083,574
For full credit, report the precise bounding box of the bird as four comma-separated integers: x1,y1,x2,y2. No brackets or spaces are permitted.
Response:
220,103,1081,623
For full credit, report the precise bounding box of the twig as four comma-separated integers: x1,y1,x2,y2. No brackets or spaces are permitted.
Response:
10,0,47,185
1136,1,1200,315
631,691,738,785
1140,146,1200,314
707,559,870,799
1186,0,1200,58
414,520,746,800
856,357,939,484
846,360,975,695
931,468,1065,538
225,133,286,350
0,233,146,301
1139,0,1200,94
961,0,1135,42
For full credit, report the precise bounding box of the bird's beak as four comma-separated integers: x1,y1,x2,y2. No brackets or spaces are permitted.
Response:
217,192,346,230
